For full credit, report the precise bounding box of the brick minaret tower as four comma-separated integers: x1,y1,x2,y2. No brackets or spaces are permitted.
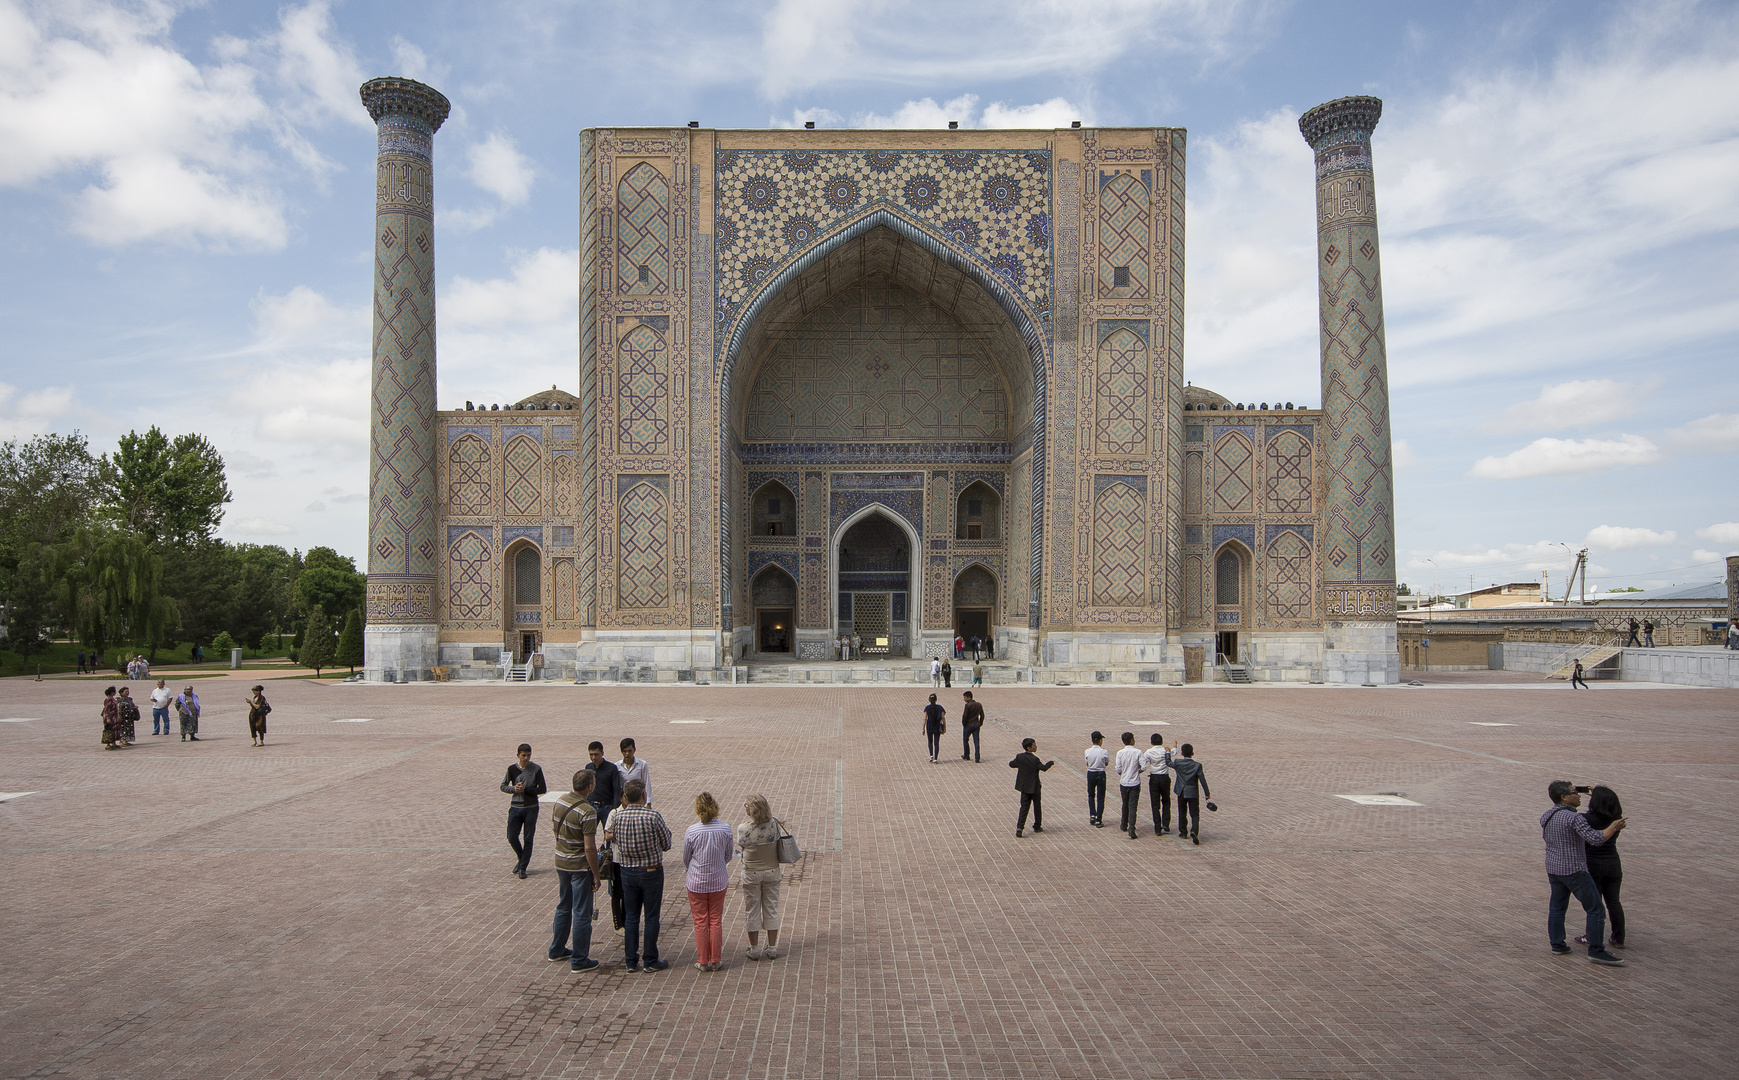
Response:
360,77,449,682
1300,95,1399,684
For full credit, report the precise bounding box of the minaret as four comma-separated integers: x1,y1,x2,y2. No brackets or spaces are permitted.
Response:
359,77,449,682
1299,95,1400,684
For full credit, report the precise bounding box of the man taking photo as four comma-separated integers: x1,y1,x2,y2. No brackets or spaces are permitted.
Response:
1541,780,1627,966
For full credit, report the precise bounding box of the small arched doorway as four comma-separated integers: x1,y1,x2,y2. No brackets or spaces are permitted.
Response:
750,479,797,537
504,540,543,662
1213,543,1250,663
952,564,998,655
749,565,797,656
833,509,915,657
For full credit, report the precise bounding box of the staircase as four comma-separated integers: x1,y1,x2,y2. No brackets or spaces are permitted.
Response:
1548,645,1622,681
505,664,531,683
1216,653,1253,684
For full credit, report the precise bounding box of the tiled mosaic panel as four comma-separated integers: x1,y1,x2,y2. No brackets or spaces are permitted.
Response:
446,530,494,623
1265,430,1313,514
1264,528,1314,620
751,565,797,606
1094,327,1148,455
1091,482,1147,607
744,280,1009,442
578,131,599,627
448,435,489,515
617,324,671,455
1097,171,1151,299
713,148,1053,340
503,436,542,516
1183,554,1204,619
617,483,670,609
1211,432,1254,514
553,558,577,622
1183,452,1203,515
617,162,671,296
953,564,998,608
552,453,576,517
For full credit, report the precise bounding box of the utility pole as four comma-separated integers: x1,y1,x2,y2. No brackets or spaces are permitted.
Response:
1562,548,1589,604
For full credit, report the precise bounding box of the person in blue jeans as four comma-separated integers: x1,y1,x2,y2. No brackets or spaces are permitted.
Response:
1540,780,1627,966
500,744,546,879
549,769,603,970
605,779,672,972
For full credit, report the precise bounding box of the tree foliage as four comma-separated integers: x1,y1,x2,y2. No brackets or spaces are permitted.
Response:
294,548,365,623
101,427,231,546
301,606,336,675
336,608,363,672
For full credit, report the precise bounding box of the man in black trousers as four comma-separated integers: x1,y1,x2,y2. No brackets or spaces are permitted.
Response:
1009,738,1054,837
1170,743,1210,845
501,743,547,878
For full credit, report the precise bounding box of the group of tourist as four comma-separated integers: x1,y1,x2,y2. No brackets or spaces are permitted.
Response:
833,632,862,660
96,682,268,748
928,656,984,688
508,739,789,974
952,635,991,660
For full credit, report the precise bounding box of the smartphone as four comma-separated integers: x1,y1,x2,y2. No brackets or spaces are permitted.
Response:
1574,785,1591,794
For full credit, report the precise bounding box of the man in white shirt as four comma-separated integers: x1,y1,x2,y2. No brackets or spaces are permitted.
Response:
930,657,942,688
1083,732,1110,828
1142,734,1173,835
1114,732,1145,839
149,679,174,736
617,738,652,807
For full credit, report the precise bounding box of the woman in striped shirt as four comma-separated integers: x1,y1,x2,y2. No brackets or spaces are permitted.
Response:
682,792,734,971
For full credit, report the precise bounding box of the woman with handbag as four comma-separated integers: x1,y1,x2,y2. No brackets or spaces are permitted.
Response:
736,794,785,960
245,685,271,746
682,792,734,971
116,687,140,746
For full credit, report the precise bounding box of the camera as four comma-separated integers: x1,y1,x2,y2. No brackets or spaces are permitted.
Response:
1574,785,1591,794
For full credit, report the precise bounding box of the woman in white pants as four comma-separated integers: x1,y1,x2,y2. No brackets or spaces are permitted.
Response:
736,795,783,960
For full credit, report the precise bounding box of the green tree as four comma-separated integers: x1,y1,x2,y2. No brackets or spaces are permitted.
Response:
230,543,295,648
303,546,357,574
160,540,236,647
300,606,336,676
68,528,180,659
294,561,364,624
0,433,100,647
335,608,363,673
3,544,57,670
101,427,232,545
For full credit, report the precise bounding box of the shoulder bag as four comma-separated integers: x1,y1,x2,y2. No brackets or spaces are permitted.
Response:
773,818,802,864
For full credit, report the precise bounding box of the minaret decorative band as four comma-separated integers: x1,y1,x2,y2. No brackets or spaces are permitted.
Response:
1300,96,1397,621
361,77,449,625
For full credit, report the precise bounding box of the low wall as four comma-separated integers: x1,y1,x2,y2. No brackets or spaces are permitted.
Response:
1616,647,1739,688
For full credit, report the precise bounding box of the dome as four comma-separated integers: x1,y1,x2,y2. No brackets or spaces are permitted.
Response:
1183,384,1231,409
514,385,581,408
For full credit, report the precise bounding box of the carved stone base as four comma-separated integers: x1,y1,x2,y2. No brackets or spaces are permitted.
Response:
365,623,439,682
1325,621,1400,684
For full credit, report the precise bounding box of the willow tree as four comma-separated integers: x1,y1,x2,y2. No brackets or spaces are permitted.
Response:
61,528,180,664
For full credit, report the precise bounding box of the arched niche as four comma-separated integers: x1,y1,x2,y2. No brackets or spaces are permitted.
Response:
956,481,1001,541
951,563,999,648
1212,541,1251,664
830,505,920,657
503,538,543,663
751,480,797,537
749,564,797,656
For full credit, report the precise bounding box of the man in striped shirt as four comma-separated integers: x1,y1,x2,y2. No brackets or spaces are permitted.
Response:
604,780,672,972
1541,780,1627,966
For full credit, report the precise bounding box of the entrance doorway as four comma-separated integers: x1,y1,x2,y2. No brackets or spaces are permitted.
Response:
758,609,793,654
955,609,989,648
519,632,540,663
836,512,911,657
1216,631,1239,664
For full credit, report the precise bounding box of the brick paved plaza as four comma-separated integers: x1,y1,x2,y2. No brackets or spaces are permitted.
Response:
2,676,1736,1079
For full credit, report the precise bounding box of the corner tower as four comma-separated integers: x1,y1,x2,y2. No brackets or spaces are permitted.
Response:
360,77,449,682
1299,95,1399,684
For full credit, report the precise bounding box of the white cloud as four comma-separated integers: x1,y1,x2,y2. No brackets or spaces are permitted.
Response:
1469,434,1661,479
0,1,368,249
465,132,534,204
1668,412,1739,452
1407,539,1568,573
391,38,432,82
0,381,77,440
226,449,278,478
1487,379,1651,433
441,248,580,405
780,94,1093,131
1585,525,1677,551
1692,549,1736,564
1696,522,1739,545
1392,438,1418,472
249,285,368,351
444,248,578,329
852,94,980,129
232,516,294,536
754,0,1271,97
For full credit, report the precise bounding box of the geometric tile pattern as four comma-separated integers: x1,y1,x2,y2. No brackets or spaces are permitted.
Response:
502,436,542,517
445,529,494,624
551,452,575,518
952,564,998,609
1264,527,1313,619
1093,326,1148,455
447,434,490,516
745,280,1008,442
1211,432,1254,514
1090,482,1146,607
1304,102,1396,605
616,482,669,609
1096,171,1150,299
1265,430,1313,514
713,148,1053,338
1183,554,1204,619
617,324,670,455
552,557,576,622
617,163,670,296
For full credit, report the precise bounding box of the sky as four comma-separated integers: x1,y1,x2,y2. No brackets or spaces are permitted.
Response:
0,0,1734,595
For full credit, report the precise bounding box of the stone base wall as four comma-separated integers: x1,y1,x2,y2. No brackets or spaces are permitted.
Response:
1324,622,1400,684
365,623,439,682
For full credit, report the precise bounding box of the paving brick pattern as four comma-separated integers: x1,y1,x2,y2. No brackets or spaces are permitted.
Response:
2,679,1736,1079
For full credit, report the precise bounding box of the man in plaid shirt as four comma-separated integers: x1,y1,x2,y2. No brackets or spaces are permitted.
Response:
604,779,672,972
1541,779,1627,965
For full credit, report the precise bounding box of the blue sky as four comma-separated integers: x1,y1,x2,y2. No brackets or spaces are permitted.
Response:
1,0,1734,594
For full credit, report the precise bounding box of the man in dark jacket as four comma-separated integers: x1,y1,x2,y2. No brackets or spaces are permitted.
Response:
1170,743,1210,845
502,743,547,878
1008,738,1054,837
960,691,984,762
585,741,623,827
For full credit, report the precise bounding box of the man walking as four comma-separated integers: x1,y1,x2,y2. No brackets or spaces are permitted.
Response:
149,679,173,736
501,743,546,878
1170,743,1210,845
1571,659,1589,689
605,779,672,972
972,660,984,687
1084,731,1109,828
1541,780,1626,965
1009,738,1053,837
1626,618,1640,647
923,694,946,762
1641,620,1655,647
1114,732,1144,839
550,769,603,971
617,738,651,807
960,690,983,762
77,650,86,675
1143,734,1173,835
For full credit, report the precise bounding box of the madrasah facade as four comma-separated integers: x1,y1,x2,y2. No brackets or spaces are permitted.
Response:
358,77,1399,685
